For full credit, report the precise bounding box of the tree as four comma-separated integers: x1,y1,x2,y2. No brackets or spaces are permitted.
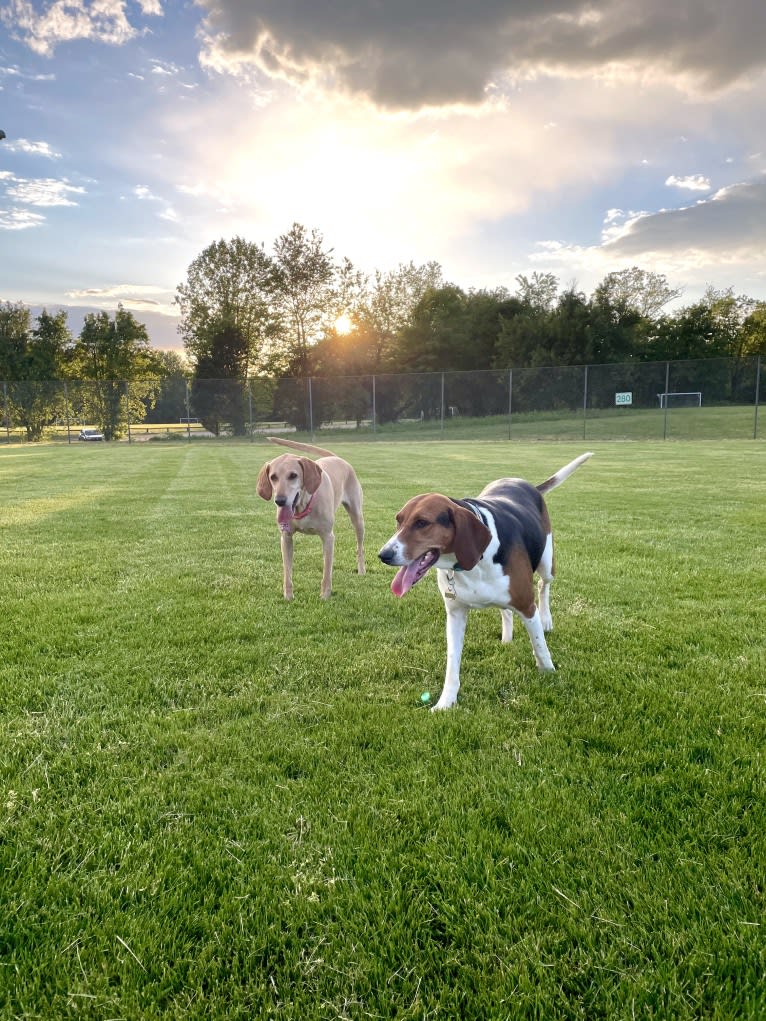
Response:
593,267,681,320
144,350,189,424
391,285,517,377
357,261,444,372
647,288,744,362
176,237,274,375
393,285,470,372
191,324,249,435
739,303,766,358
270,223,338,376
589,285,646,364
0,304,71,440
0,302,31,377
493,306,551,371
515,272,559,313
68,306,162,440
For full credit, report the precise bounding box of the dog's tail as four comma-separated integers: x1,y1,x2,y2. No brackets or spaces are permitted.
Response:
537,452,593,495
267,436,338,458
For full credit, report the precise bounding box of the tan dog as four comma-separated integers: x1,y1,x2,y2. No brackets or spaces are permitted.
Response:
257,438,365,599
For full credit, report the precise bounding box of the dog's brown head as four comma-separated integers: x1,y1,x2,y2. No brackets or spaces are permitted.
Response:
257,453,323,529
378,494,490,596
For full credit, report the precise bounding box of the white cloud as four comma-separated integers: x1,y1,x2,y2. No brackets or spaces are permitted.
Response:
131,183,178,223
529,174,766,298
66,283,177,316
134,184,160,201
0,207,46,230
1,0,162,57
150,59,181,77
665,174,711,191
5,177,85,206
3,137,61,158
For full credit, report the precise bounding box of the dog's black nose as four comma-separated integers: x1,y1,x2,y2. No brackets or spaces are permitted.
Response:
378,547,395,564
275,497,287,507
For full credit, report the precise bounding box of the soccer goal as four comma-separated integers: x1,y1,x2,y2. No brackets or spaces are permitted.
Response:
657,391,702,409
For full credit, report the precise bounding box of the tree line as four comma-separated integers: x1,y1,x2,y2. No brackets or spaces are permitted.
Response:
176,224,765,377
2,221,765,439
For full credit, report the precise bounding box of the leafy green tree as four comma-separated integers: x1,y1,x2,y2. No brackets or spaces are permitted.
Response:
68,306,162,440
0,302,31,377
648,292,732,362
739,303,766,358
358,261,443,371
144,350,189,424
588,287,646,364
0,304,71,440
593,267,681,319
394,285,472,372
176,237,274,375
514,272,559,312
191,324,249,435
392,285,521,377
493,306,551,370
270,223,338,376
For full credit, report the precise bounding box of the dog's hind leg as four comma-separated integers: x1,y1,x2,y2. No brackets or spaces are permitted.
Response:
518,608,555,671
320,531,335,599
343,491,366,575
500,608,514,643
537,533,555,633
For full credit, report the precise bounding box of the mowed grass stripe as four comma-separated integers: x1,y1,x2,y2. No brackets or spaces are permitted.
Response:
1,440,764,1020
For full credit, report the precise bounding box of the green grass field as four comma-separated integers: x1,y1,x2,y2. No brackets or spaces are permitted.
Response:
1,440,764,1019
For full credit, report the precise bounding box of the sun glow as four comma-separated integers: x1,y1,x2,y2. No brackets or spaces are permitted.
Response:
334,313,353,335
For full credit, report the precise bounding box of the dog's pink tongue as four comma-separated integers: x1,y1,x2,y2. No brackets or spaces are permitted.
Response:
277,505,293,530
391,563,419,597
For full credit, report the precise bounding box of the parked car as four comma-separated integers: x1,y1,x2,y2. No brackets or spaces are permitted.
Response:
78,428,105,441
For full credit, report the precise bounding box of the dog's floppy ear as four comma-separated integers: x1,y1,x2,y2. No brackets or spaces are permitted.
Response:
300,457,323,495
451,503,491,571
257,461,273,501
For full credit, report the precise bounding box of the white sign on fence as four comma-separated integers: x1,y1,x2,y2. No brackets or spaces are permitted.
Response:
615,392,633,406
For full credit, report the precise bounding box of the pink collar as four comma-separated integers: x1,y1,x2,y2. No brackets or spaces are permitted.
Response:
292,490,317,520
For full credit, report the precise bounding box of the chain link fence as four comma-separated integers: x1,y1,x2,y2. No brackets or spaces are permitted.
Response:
1,356,762,443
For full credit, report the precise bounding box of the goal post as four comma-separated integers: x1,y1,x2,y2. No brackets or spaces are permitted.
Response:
657,391,702,409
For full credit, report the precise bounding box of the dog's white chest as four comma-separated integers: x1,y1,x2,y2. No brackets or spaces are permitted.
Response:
436,558,511,609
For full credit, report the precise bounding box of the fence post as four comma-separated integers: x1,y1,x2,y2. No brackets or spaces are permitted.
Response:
440,372,445,439
64,380,72,443
755,355,761,441
372,375,377,435
508,370,513,440
125,381,132,443
583,364,589,441
662,362,670,440
185,379,192,441
308,377,314,438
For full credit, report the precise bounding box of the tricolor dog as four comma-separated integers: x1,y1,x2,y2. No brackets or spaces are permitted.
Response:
257,438,365,600
378,453,592,709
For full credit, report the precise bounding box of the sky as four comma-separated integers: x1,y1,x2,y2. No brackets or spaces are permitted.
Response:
1,0,765,351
